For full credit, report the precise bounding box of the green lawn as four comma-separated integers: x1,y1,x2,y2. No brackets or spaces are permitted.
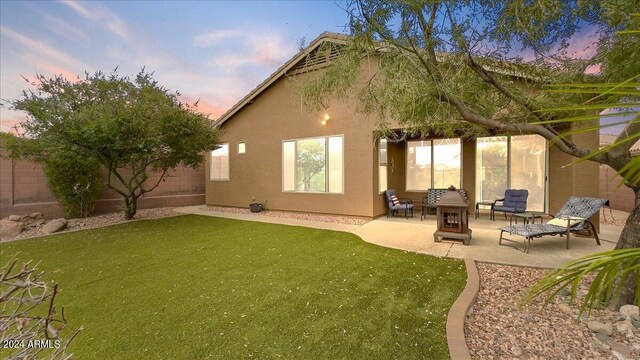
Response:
1,215,466,359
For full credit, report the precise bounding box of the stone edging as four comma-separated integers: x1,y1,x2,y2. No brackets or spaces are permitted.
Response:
446,258,479,360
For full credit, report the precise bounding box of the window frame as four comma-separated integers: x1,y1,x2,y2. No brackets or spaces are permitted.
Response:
405,138,462,192
281,134,344,194
238,142,246,154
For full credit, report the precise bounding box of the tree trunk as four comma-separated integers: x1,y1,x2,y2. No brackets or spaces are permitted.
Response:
614,187,640,307
123,196,138,220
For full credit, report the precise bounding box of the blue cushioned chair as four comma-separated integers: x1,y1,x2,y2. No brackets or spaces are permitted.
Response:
384,189,415,219
491,189,528,220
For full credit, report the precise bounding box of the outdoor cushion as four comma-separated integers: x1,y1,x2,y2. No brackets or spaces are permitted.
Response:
493,205,516,212
501,189,528,212
547,216,584,227
390,195,400,206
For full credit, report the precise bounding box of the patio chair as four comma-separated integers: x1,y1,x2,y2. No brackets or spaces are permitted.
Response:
499,196,609,253
491,189,528,220
384,189,415,219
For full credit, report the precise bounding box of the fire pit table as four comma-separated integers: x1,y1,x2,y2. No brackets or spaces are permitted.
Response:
434,186,472,245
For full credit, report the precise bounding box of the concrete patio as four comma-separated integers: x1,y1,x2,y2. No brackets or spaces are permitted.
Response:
176,206,623,269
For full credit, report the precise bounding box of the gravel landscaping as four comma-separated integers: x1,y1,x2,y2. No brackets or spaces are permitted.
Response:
466,263,640,359
199,205,371,225
1,207,180,242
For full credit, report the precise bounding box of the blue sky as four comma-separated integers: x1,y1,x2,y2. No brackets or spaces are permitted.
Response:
0,0,349,131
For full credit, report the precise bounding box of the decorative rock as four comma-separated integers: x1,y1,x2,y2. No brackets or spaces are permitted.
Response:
41,218,68,234
19,213,45,228
588,321,614,336
592,337,611,350
0,219,24,239
620,305,639,321
595,333,611,342
616,319,634,334
611,350,626,360
631,319,640,329
8,215,22,221
557,303,572,313
606,340,631,357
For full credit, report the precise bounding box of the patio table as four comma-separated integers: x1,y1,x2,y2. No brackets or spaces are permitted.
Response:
475,201,494,219
509,211,547,225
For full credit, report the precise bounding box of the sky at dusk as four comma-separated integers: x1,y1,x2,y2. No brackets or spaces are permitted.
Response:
0,1,631,136
0,0,349,132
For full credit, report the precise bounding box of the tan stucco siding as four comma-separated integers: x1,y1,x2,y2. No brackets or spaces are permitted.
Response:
205,73,378,217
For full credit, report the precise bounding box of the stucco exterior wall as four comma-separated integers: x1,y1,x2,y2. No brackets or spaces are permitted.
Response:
205,71,378,217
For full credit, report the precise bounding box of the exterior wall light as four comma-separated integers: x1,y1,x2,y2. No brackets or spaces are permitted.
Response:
321,114,330,125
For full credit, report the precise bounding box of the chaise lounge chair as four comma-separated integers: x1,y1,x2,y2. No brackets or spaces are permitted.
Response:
499,196,609,253
385,189,415,219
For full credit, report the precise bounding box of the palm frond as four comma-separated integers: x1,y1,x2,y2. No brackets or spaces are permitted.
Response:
525,248,640,316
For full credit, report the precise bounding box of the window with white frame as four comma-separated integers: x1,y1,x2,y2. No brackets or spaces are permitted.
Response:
378,138,388,193
282,135,343,193
238,142,246,154
406,138,461,191
210,143,229,180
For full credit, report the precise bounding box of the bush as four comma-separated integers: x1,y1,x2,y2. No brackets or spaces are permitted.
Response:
43,149,102,218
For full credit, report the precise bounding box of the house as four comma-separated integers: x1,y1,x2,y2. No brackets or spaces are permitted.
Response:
599,134,639,212
205,32,599,218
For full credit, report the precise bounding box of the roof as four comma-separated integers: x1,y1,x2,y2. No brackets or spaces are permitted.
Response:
213,31,549,128
600,134,640,155
214,32,348,127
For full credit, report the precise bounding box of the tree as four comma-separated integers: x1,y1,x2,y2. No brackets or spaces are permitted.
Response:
1,256,81,359
297,0,639,302
296,139,326,191
3,70,218,220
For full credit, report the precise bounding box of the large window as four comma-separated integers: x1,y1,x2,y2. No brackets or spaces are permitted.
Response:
378,139,388,193
406,138,461,191
282,135,343,193
476,135,547,211
210,143,229,180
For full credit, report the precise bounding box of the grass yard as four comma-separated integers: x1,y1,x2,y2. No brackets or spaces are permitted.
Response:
1,215,466,359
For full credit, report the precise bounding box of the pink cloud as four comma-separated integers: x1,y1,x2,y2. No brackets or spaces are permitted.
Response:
0,117,26,135
564,27,599,60
43,65,80,82
179,95,229,119
584,64,601,75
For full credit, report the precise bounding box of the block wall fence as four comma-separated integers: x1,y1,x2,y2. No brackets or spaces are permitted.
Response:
1,144,205,219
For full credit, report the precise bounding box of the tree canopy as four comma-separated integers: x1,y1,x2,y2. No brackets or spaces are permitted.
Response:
2,69,218,220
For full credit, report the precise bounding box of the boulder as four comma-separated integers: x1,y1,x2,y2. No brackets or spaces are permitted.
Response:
8,215,21,221
20,213,45,228
588,321,613,336
619,304,639,321
0,219,24,239
41,219,68,234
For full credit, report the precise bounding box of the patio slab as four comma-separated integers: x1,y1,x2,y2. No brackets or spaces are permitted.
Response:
175,206,622,269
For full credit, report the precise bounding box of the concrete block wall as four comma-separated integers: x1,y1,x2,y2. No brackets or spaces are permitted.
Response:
1,145,205,218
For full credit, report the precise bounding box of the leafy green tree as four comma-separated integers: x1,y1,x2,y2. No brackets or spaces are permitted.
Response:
3,70,218,220
296,139,326,191
297,1,639,303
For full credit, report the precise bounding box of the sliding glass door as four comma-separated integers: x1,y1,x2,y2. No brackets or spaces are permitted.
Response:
406,138,461,191
476,135,547,212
